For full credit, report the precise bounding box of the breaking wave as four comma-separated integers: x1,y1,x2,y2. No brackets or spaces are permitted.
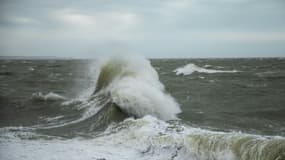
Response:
1,116,284,160
92,54,181,121
174,63,239,76
31,92,66,101
31,54,181,131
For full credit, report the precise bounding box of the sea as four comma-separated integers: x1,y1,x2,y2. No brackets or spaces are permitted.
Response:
0,55,285,160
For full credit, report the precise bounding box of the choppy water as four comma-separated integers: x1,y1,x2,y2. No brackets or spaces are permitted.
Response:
0,56,285,160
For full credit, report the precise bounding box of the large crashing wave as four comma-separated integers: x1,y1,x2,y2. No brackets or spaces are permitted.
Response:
94,54,181,120
32,54,181,134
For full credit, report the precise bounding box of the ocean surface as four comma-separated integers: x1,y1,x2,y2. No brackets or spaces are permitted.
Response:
0,56,285,160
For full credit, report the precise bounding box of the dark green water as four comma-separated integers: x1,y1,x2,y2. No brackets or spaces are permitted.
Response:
0,58,285,136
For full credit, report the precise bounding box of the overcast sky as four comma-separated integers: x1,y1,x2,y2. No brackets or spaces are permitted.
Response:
0,0,285,58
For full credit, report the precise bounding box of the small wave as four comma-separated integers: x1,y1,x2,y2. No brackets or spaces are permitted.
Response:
203,64,212,68
34,94,116,131
61,98,83,106
174,63,239,76
42,116,65,122
31,92,66,102
28,67,35,71
0,126,61,140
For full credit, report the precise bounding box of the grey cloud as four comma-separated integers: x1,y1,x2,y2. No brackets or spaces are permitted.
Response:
0,0,285,58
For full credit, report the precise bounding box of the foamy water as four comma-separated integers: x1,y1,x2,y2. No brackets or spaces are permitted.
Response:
174,63,239,75
31,92,66,101
1,116,284,160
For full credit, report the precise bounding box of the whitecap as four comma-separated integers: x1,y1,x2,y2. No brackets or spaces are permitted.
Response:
31,92,66,102
174,63,239,76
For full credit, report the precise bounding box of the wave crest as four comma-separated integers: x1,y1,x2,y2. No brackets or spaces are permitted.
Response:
31,92,66,102
174,63,239,76
94,54,181,120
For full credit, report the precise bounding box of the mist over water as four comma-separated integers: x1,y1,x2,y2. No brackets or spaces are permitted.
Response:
0,57,285,160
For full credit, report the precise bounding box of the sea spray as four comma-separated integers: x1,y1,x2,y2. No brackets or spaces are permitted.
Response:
94,54,181,120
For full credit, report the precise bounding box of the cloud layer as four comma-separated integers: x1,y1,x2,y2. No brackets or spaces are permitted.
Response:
1,0,285,58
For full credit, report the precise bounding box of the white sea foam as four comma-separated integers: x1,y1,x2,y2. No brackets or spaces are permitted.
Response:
1,116,284,160
61,98,84,107
204,64,212,68
174,63,239,76
28,67,35,71
31,92,66,101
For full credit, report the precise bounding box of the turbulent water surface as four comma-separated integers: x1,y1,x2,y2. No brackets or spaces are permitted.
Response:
0,56,285,160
